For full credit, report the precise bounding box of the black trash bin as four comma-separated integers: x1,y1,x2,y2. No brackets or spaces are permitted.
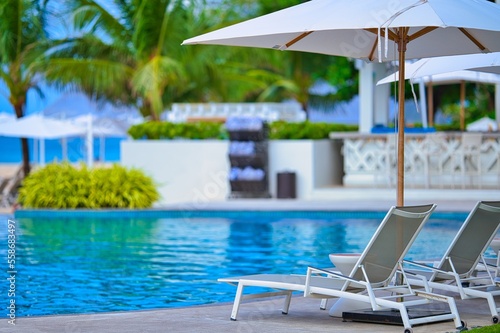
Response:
277,172,296,199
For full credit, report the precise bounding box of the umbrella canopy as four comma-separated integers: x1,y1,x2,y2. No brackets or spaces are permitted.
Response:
379,68,500,129
0,112,16,123
378,52,500,85
466,116,498,132
71,114,130,137
419,70,500,86
0,114,87,167
0,114,86,139
183,0,500,205
378,54,500,130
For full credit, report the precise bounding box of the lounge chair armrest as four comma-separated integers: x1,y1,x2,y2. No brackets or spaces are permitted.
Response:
307,266,360,284
403,259,452,276
482,261,498,269
403,259,433,270
401,268,431,283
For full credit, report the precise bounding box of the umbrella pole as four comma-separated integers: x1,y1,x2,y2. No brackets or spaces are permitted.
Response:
396,29,408,207
460,80,466,131
427,80,434,127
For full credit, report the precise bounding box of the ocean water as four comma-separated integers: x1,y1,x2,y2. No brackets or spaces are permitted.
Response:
0,136,124,163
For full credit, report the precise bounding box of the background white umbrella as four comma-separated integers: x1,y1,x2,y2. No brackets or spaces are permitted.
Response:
466,116,498,132
183,0,500,205
43,92,141,167
423,71,500,129
381,68,500,130
0,114,86,166
378,53,500,131
378,52,500,84
0,112,15,123
70,114,132,167
420,70,500,86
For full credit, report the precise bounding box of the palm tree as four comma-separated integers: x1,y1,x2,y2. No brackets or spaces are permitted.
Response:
0,0,55,175
40,0,232,121
219,0,359,117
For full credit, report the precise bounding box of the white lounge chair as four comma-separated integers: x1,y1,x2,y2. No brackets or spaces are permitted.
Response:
219,204,465,332
404,200,500,324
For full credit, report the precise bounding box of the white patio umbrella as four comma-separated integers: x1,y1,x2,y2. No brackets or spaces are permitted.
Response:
419,70,500,86
466,116,498,132
378,53,500,131
71,114,130,166
426,71,500,130
43,92,141,167
182,0,500,206
0,112,16,123
381,68,500,129
0,114,86,166
379,53,500,86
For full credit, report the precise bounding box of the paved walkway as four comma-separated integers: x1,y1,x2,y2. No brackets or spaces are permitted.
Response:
0,294,493,333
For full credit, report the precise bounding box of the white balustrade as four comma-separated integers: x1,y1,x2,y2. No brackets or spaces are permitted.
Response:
167,102,305,123
338,133,500,189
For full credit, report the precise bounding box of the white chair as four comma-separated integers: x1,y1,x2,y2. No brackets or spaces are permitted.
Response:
404,201,500,324
219,204,465,332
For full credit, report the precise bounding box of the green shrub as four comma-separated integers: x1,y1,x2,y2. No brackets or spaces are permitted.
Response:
128,120,357,140
128,121,358,140
128,121,226,140
18,163,159,209
269,121,357,139
435,123,461,131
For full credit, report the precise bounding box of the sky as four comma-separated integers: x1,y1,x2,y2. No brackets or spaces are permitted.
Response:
0,81,63,116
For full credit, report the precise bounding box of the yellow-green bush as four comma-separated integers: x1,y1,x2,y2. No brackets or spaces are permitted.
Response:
18,163,159,209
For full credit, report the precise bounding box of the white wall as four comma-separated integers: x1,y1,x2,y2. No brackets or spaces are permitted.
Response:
121,140,340,205
268,141,314,198
269,140,342,199
357,61,390,133
121,140,230,205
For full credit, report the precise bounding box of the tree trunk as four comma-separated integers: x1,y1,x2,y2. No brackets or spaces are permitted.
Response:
20,138,30,176
14,103,30,176
301,101,309,121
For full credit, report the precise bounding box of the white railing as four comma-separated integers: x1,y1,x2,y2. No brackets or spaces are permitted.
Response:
165,103,306,123
341,133,500,189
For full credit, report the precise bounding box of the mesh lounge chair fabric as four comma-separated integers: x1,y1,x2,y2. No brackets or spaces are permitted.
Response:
404,201,500,323
219,204,465,332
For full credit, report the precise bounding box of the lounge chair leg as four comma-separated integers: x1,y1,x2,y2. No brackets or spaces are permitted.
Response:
484,294,499,320
230,283,245,321
281,291,292,315
320,298,328,310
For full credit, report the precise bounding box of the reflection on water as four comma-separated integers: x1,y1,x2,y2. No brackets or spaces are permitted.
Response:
0,215,468,317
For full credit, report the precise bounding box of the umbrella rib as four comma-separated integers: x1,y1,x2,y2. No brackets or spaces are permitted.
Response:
365,28,399,41
277,31,314,50
459,28,487,52
407,27,437,42
365,28,399,61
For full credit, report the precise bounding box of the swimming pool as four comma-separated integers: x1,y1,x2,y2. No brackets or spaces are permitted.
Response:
0,210,486,317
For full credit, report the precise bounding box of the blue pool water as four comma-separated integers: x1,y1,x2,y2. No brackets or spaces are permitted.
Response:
0,211,484,317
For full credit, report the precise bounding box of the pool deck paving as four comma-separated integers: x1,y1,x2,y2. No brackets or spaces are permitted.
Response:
1,194,499,332
0,294,494,333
